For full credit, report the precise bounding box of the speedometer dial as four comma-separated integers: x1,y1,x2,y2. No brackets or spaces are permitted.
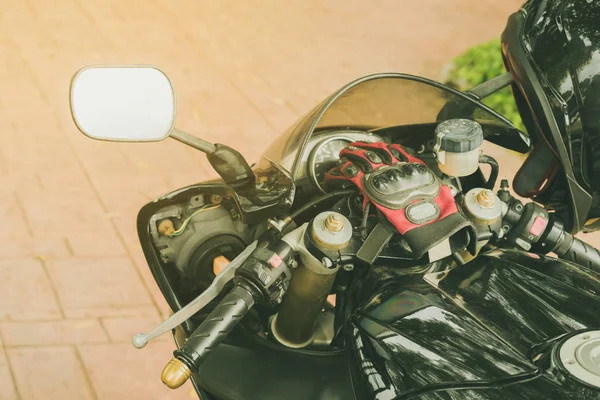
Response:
308,137,352,193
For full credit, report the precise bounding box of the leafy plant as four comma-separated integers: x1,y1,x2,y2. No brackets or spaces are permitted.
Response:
445,39,525,131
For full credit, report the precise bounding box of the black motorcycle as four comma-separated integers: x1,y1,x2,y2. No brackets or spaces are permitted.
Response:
68,1,600,398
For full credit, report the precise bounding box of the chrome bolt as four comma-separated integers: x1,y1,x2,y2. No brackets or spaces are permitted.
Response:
321,257,333,268
325,213,344,233
476,189,495,208
343,264,354,272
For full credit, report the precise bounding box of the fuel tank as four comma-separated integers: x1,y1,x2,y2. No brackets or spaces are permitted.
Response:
349,248,600,399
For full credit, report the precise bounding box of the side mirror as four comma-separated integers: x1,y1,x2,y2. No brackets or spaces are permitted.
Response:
70,64,255,188
70,65,176,142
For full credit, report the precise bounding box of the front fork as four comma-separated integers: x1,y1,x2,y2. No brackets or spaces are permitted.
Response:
162,211,354,389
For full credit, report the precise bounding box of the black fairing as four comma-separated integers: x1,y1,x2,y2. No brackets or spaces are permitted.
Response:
348,249,600,399
502,0,600,232
137,184,356,400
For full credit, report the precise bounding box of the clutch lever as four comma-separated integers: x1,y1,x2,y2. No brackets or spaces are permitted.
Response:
132,240,258,349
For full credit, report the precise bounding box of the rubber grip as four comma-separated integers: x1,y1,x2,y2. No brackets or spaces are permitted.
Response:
554,231,600,273
174,284,255,370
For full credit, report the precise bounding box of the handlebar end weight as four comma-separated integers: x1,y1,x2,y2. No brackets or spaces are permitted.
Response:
161,358,192,389
161,284,256,389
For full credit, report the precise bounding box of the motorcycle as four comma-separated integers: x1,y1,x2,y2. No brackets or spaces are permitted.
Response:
68,1,600,398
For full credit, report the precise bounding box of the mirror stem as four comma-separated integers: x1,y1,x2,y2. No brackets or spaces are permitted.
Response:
170,129,216,154
170,128,255,188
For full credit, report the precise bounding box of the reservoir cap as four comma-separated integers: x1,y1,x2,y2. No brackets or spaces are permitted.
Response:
435,119,483,153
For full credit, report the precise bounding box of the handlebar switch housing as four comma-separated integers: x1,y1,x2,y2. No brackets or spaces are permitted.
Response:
497,185,600,273
235,242,294,307
507,202,550,251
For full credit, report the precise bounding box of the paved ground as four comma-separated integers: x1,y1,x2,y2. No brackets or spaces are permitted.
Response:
0,0,553,399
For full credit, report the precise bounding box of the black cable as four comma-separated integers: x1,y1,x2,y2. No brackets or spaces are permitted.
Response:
360,202,371,239
288,189,356,222
479,154,499,190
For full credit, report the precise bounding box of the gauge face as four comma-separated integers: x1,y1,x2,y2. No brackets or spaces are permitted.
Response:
308,137,352,192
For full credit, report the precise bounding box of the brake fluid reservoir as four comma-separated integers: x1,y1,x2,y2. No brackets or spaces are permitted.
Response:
433,119,483,177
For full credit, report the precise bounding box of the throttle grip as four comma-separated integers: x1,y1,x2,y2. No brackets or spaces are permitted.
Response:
161,284,255,389
498,194,600,274
553,231,600,273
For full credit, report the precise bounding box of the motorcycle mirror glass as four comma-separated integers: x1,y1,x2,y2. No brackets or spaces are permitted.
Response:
69,65,176,142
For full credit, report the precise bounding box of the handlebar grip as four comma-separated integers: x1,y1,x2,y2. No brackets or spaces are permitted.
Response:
553,231,600,273
161,284,255,389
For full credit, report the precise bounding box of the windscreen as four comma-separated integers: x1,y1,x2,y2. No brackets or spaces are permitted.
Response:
261,73,529,178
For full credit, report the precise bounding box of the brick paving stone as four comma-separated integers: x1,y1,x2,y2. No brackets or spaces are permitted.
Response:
0,196,31,241
0,237,70,260
78,342,194,400
0,259,62,321
46,257,156,318
8,346,95,400
16,185,115,238
1,320,108,346
65,230,128,258
0,348,18,400
65,305,160,320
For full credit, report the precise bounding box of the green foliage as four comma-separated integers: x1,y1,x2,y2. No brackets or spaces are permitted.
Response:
445,39,525,131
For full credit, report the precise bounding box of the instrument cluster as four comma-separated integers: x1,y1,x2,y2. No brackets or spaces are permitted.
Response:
304,130,383,192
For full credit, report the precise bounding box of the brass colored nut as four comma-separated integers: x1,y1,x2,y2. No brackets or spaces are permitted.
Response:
161,358,191,389
324,213,343,233
157,219,175,237
476,189,496,208
210,194,223,205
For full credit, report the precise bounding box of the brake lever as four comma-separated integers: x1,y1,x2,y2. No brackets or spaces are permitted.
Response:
132,240,258,349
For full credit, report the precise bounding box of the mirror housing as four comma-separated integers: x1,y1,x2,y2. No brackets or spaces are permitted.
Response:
70,65,175,142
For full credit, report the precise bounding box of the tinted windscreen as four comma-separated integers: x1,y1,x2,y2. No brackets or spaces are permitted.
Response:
260,74,529,177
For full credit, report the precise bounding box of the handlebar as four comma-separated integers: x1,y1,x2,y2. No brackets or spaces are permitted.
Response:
161,284,256,389
498,185,600,273
160,239,294,390
552,229,600,273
